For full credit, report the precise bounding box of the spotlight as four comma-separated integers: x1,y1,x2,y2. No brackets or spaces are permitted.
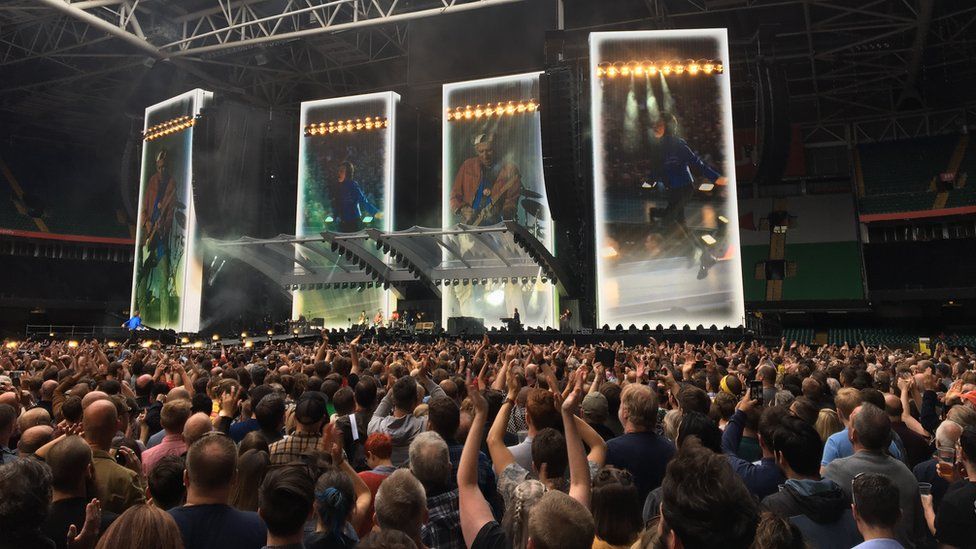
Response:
240,331,248,338
141,340,153,348
662,64,672,75
267,330,274,336
67,340,79,348
212,334,220,341
607,66,618,78
244,340,254,348
193,341,204,348
180,337,190,344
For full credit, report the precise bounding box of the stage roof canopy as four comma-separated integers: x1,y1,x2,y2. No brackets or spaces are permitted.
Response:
205,221,574,300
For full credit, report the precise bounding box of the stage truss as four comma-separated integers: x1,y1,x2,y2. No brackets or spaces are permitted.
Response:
205,221,575,301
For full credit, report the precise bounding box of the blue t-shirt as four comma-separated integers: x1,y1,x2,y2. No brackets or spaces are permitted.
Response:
125,316,143,330
229,418,260,443
606,431,675,501
822,428,902,466
169,504,266,549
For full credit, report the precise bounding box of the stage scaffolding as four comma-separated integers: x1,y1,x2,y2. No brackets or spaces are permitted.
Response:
204,221,575,301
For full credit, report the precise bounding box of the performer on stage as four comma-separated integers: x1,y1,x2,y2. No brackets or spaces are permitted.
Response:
122,311,144,346
137,149,180,323
449,133,521,226
330,161,381,233
649,113,727,278
373,309,384,327
357,310,368,327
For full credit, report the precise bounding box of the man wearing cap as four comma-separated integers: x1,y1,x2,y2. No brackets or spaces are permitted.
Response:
959,390,976,411
582,392,615,441
268,392,327,465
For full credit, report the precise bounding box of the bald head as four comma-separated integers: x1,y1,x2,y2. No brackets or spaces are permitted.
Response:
18,407,51,432
182,412,213,447
168,388,190,403
883,393,903,418
83,399,119,450
18,425,54,456
41,380,58,400
81,390,109,409
0,391,19,411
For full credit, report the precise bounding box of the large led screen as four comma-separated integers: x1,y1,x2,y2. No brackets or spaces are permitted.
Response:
293,92,398,328
442,73,556,328
590,30,744,328
131,88,212,332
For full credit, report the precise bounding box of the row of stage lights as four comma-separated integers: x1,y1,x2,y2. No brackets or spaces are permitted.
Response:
143,115,195,141
596,60,724,79
445,100,539,122
304,116,388,136
434,276,548,287
286,281,390,291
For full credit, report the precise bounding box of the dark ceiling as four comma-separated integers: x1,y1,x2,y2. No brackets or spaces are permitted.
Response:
2,0,975,146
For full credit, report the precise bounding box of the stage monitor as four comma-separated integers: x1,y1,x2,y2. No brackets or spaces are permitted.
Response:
590,30,744,328
294,92,399,329
442,72,556,329
131,88,213,333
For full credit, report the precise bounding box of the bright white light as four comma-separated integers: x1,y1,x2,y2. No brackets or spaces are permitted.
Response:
698,182,715,192
361,216,373,223
486,289,505,306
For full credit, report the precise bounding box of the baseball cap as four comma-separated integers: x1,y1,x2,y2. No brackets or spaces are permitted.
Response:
581,392,609,422
295,392,328,425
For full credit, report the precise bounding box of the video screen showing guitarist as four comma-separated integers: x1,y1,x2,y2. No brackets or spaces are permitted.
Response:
136,148,181,324
449,133,521,226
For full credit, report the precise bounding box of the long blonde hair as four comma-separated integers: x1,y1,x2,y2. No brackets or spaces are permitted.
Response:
815,408,843,443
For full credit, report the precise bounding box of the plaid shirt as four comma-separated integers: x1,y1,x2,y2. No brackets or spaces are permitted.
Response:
268,432,321,465
448,443,497,504
421,488,465,549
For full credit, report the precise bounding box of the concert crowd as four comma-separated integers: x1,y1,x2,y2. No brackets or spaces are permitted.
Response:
1,335,975,549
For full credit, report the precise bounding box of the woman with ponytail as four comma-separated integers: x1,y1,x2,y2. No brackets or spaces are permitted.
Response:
306,424,374,549
306,468,358,549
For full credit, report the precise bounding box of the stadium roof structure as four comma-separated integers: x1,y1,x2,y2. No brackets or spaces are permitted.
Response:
3,0,976,145
205,221,573,299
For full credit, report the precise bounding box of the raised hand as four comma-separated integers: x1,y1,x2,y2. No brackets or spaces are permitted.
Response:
66,498,101,549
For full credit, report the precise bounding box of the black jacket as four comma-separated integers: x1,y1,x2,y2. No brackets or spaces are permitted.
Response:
762,478,862,549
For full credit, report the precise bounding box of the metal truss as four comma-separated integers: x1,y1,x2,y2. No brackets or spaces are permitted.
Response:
630,0,976,128
4,0,976,141
0,0,524,139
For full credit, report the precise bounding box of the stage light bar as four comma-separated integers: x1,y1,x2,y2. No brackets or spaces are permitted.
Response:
445,100,539,122
303,116,388,137
596,60,723,79
143,115,196,141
